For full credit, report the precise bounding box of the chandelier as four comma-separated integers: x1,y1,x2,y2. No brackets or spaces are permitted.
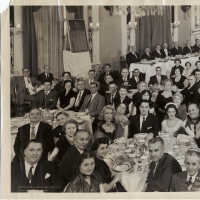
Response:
132,6,164,18
104,6,164,17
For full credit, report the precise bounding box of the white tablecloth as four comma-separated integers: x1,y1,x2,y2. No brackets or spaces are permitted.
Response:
129,56,199,83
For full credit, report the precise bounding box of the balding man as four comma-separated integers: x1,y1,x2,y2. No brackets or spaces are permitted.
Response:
146,137,182,192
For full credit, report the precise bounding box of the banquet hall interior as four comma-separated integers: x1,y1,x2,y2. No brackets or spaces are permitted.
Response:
10,5,200,193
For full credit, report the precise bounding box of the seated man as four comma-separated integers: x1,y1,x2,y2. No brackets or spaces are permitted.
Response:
129,100,159,138
170,41,183,57
126,45,141,67
85,69,98,90
74,78,90,112
37,65,54,85
192,39,200,53
11,139,56,192
14,108,54,160
34,80,58,110
105,81,119,106
148,66,167,88
118,67,134,90
12,68,38,116
170,148,200,192
132,81,147,105
55,130,91,191
80,81,105,118
98,63,120,86
146,137,182,192
130,68,145,89
141,47,154,60
153,44,164,59
161,42,171,58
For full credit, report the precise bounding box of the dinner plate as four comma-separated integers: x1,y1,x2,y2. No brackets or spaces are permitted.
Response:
112,161,132,173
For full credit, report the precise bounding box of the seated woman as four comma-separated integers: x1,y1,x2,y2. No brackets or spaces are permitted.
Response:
141,47,154,60
48,120,78,165
92,138,126,192
184,103,200,147
64,151,120,192
161,103,184,137
57,80,76,111
172,92,187,121
156,79,174,126
183,62,193,78
171,68,186,90
51,112,70,141
95,105,128,142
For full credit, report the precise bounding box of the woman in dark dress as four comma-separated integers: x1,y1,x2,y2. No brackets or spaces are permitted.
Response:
95,105,127,142
48,120,78,165
57,80,76,111
92,138,126,192
64,151,121,192
156,79,174,127
51,112,70,140
171,68,186,90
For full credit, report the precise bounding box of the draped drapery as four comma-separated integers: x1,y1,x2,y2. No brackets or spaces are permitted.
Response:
33,6,64,79
22,7,38,76
136,6,172,54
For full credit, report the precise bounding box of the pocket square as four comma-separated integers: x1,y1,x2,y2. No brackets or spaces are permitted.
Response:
44,173,51,179
147,127,152,130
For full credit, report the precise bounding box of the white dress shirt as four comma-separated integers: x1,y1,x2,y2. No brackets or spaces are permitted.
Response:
91,92,97,102
30,122,40,140
164,48,168,57
187,172,198,183
140,115,147,131
24,160,38,180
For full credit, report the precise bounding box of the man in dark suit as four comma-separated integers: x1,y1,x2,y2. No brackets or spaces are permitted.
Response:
80,81,105,118
146,137,182,192
141,47,154,60
55,130,90,191
37,65,54,85
170,41,183,57
132,81,147,105
34,80,58,110
126,45,141,67
105,81,119,106
11,139,56,192
12,68,38,116
153,45,164,59
14,108,54,160
85,69,98,90
98,64,120,86
192,39,200,53
118,67,134,90
74,79,90,112
130,68,145,89
161,42,171,58
181,75,197,105
149,66,167,87
128,100,159,138
170,148,200,192
183,41,194,55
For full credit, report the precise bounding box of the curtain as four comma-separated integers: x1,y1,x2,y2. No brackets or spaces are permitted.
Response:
136,6,172,54
33,6,64,79
22,7,38,76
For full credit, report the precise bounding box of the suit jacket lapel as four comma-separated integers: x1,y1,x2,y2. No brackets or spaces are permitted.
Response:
36,122,42,139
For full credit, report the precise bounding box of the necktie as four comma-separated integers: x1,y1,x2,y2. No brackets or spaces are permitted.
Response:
30,126,36,140
75,91,82,107
140,116,146,132
153,162,158,176
188,176,193,184
28,166,33,183
86,95,92,109
110,94,113,105
194,123,197,136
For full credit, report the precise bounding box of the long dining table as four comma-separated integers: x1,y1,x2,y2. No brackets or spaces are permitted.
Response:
129,55,200,83
104,133,197,192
